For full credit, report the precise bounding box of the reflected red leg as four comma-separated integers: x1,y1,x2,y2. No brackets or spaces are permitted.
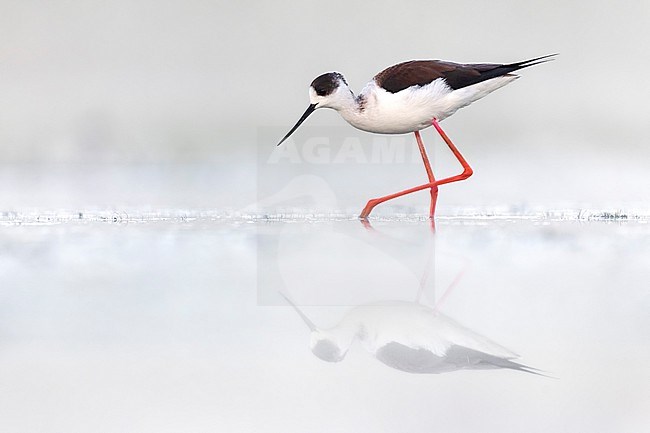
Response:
359,119,473,219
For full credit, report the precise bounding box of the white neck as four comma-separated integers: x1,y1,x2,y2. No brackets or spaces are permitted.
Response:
324,87,365,128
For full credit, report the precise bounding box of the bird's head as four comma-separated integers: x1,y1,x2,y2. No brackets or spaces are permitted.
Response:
308,72,350,108
279,291,352,363
277,72,350,146
309,330,349,363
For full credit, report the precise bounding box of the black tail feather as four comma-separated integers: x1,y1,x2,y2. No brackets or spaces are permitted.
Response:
450,53,558,89
510,53,559,70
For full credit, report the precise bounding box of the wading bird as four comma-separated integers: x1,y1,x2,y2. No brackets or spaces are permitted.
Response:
277,55,555,219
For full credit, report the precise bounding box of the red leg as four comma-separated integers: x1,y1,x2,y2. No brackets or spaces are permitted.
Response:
430,118,473,187
360,182,440,218
359,131,439,219
359,119,473,219
414,131,439,218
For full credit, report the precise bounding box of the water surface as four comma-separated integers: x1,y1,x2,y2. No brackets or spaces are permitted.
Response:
0,211,648,432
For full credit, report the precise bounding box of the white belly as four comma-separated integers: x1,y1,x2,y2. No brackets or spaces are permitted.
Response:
340,76,519,134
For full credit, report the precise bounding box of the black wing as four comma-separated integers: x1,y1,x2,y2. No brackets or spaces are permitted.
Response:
375,54,556,93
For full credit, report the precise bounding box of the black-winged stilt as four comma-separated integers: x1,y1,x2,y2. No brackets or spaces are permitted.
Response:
277,54,556,219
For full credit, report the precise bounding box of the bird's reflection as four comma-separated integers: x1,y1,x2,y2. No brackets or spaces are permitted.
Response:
282,270,542,376
260,177,542,375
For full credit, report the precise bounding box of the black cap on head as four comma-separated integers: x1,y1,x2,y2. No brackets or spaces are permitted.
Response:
310,72,347,96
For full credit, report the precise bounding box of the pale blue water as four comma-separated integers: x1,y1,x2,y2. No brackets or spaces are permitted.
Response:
0,211,648,432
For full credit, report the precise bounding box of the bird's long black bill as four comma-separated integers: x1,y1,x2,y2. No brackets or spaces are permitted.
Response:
277,103,316,146
278,292,317,331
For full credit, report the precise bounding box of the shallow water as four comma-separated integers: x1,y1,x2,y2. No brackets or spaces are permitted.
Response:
0,211,648,432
